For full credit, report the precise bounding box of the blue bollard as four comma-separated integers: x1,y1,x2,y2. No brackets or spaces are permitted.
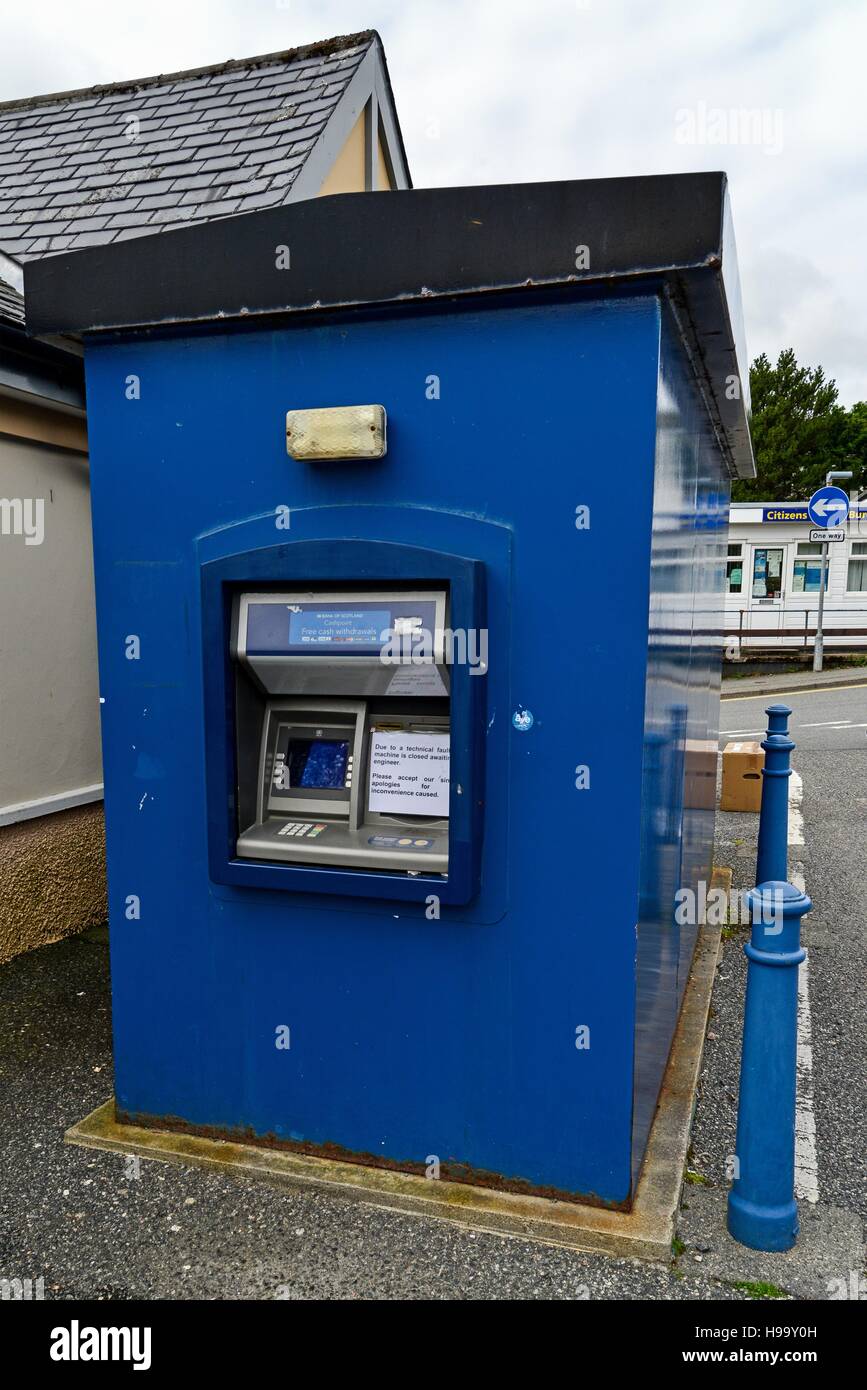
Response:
755,704,794,886
727,879,811,1251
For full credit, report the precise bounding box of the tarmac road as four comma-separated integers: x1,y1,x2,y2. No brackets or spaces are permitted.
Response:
720,679,867,754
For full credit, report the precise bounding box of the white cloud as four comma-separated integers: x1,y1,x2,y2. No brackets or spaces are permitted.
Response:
742,247,867,404
1,0,863,403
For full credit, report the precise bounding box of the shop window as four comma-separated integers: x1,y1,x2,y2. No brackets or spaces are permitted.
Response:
726,542,743,594
848,541,867,592
792,542,828,594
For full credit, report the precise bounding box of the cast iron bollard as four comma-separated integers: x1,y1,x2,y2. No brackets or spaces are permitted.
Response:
727,879,811,1251
728,703,811,1250
755,704,793,885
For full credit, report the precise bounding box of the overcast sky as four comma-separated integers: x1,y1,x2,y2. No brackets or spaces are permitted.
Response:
2,0,864,404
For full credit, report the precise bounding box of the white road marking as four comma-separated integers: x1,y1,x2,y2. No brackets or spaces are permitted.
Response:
800,722,867,732
801,720,851,728
788,769,805,847
795,942,819,1202
790,790,819,1201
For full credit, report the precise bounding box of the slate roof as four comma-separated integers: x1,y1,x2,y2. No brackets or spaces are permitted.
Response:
0,272,24,326
0,31,378,261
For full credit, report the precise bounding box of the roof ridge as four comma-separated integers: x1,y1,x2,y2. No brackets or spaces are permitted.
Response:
0,30,377,114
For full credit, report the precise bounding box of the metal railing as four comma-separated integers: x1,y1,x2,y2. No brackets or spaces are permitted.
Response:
645,609,867,655
731,607,867,654
713,608,867,655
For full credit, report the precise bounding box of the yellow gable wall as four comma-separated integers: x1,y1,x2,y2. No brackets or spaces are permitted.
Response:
316,112,365,196
316,111,395,196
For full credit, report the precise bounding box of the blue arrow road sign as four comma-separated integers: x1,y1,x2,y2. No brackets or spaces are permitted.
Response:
807,485,850,528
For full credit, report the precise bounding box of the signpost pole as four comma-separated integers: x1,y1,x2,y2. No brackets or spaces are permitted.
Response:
813,539,829,672
809,471,853,673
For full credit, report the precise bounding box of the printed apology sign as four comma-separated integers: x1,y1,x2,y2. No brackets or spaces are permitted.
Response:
367,732,450,816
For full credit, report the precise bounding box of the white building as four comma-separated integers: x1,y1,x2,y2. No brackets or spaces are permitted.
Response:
725,501,867,654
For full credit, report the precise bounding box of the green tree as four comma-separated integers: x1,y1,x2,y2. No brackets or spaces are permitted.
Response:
839,400,867,490
732,349,861,501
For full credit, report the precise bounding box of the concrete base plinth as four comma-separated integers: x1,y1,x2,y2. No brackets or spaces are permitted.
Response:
65,908,725,1263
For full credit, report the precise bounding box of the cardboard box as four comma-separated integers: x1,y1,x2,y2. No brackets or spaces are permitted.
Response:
720,741,764,812
685,738,719,811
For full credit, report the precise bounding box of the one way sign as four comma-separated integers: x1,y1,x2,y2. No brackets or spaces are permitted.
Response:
808,485,850,528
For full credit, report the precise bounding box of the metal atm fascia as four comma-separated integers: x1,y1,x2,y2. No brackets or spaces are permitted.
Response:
200,538,486,906
234,589,451,874
233,588,449,695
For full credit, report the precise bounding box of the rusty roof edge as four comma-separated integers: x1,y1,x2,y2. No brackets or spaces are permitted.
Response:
0,30,377,114
24,174,752,471
28,259,720,337
24,174,731,332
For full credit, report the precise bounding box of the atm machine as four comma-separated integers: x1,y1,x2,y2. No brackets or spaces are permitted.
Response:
232,589,451,874
201,535,489,909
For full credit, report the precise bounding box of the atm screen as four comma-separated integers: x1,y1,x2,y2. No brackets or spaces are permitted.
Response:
287,738,349,790
244,596,442,658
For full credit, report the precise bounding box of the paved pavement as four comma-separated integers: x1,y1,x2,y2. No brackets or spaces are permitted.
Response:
722,665,867,699
1,683,864,1300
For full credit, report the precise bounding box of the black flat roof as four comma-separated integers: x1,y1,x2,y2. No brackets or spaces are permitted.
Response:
24,172,755,478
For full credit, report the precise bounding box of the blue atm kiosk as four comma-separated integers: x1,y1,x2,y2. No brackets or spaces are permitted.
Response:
26,173,754,1208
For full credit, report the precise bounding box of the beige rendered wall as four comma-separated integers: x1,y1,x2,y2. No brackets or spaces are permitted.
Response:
0,803,106,963
0,425,101,809
0,412,106,961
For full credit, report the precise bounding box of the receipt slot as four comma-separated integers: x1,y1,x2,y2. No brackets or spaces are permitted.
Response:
28,174,754,1209
232,590,452,874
